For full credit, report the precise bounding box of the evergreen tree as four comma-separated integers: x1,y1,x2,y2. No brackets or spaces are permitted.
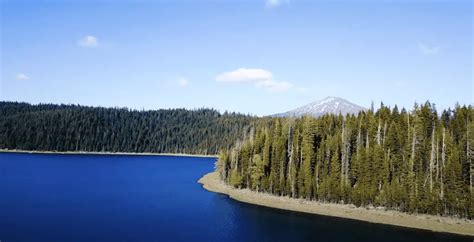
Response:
216,103,473,219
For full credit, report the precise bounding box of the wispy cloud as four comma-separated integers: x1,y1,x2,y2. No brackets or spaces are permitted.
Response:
177,78,190,88
78,35,99,48
216,68,272,83
265,0,288,8
216,68,297,92
16,73,29,80
418,42,440,55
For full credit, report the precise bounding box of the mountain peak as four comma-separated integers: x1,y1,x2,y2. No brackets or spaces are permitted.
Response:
273,96,366,117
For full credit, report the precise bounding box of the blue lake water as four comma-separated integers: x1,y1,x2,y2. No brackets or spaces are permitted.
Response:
0,153,471,242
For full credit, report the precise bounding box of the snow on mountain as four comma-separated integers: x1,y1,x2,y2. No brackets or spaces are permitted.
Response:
273,97,366,117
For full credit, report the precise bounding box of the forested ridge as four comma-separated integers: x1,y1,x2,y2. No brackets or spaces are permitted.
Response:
217,102,474,219
2,100,473,218
0,102,255,155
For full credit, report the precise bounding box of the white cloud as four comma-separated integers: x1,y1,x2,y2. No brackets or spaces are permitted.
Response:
265,0,288,8
266,0,281,7
178,78,190,88
216,68,297,92
78,35,99,48
418,43,440,55
16,73,29,80
256,79,294,92
216,68,272,83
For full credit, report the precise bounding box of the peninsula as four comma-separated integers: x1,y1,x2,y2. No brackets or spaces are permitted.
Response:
199,171,474,236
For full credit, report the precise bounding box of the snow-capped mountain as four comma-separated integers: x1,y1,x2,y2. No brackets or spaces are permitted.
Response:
273,97,366,117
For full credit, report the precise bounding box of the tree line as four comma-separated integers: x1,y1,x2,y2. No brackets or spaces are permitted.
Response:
217,102,474,219
0,102,255,155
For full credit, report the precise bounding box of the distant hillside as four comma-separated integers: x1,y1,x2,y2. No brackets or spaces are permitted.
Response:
274,97,366,117
0,102,255,155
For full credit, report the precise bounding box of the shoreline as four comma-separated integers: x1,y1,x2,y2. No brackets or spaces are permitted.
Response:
0,149,218,158
198,171,474,237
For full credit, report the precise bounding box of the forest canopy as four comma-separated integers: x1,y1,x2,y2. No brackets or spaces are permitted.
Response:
0,102,255,155
217,102,474,219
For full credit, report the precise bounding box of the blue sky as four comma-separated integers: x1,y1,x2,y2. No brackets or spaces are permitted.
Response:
1,0,472,116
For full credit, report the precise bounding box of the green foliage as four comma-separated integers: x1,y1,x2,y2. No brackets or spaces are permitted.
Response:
217,151,230,181
229,170,243,188
0,102,255,155
251,154,265,191
216,103,474,219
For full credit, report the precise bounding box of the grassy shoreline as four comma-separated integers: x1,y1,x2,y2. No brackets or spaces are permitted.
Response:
0,149,218,158
198,171,474,237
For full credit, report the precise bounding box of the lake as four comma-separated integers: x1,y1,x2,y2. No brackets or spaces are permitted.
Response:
0,153,471,242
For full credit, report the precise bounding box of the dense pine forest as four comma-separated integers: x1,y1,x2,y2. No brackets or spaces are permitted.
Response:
217,102,474,219
0,102,255,155
2,101,473,218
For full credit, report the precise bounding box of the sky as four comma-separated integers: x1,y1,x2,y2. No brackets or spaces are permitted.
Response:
1,0,472,116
